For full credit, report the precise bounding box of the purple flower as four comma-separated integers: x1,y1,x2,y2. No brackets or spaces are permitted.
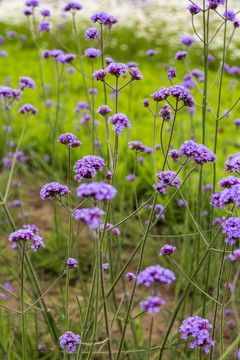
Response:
187,4,201,15
202,184,213,192
23,8,33,15
20,34,27,41
178,199,186,207
40,182,70,200
96,105,112,117
63,2,83,11
159,104,172,121
146,50,157,56
76,182,117,201
229,249,240,261
0,35,5,44
4,281,13,291
58,133,82,149
1,50,7,58
167,67,176,81
142,99,150,107
192,69,204,78
40,9,51,17
179,140,216,164
18,104,38,115
181,35,195,46
224,155,240,173
67,258,78,268
189,107,196,116
9,228,44,251
126,174,135,181
90,12,118,28
159,244,177,256
179,316,214,354
207,0,225,10
84,27,100,41
233,19,240,28
100,223,120,235
105,170,112,180
106,62,129,77
223,9,236,21
127,61,138,68
182,74,195,89
13,200,21,207
128,141,146,153
74,101,89,113
137,265,176,286
38,345,46,353
129,67,143,80
67,67,75,74
126,272,136,281
105,57,114,65
89,88,98,95
108,113,131,135
73,155,105,182
153,171,181,194
145,147,153,154
234,119,240,128
0,293,6,300
0,86,21,99
7,31,16,38
218,176,240,188
57,53,76,64
46,99,52,107
92,69,107,81
39,21,50,32
151,87,169,102
85,48,101,58
18,76,36,90
175,51,188,60
212,217,224,227
222,218,240,245
139,296,165,313
59,331,81,353
103,263,109,270
25,0,39,6
74,207,105,229
169,85,195,107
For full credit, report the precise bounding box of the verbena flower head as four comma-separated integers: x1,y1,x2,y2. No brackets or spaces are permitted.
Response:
126,272,136,281
137,265,176,286
23,8,33,15
66,258,78,268
126,174,135,181
108,113,131,135
179,316,214,354
159,244,177,256
74,101,89,113
0,86,21,100
142,99,150,107
85,48,101,58
178,199,186,207
76,182,117,201
105,170,112,180
58,133,82,149
146,50,156,56
100,223,120,235
224,155,240,173
57,53,76,65
181,35,195,46
233,19,240,28
40,182,70,200
179,140,216,163
18,104,38,115
153,171,181,194
167,67,176,81
96,105,112,116
84,27,100,41
90,11,118,28
18,76,35,90
223,9,236,22
192,69,204,78
222,218,240,245
63,2,83,11
169,85,195,107
93,69,107,81
128,61,138,68
175,51,188,60
129,67,143,80
25,0,39,6
39,21,50,32
234,119,240,128
139,296,165,313
128,141,146,153
151,87,169,102
40,9,51,17
218,176,240,188
159,104,172,121
187,3,201,15
73,155,105,182
38,345,46,353
59,331,81,353
182,74,194,89
229,249,240,261
210,185,240,209
106,62,129,77
103,263,109,270
207,0,225,9
74,207,105,229
105,57,114,65
9,228,44,251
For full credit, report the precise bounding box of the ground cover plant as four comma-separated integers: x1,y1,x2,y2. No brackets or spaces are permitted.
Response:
1,0,240,359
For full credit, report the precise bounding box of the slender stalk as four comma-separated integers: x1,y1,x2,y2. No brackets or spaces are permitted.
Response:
21,242,26,360
66,148,72,331
147,316,154,360
91,60,95,154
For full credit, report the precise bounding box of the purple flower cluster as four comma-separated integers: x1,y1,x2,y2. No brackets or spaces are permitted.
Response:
159,244,177,256
175,51,188,60
181,35,195,46
224,155,240,173
40,182,70,200
151,87,169,102
128,141,146,153
76,182,117,201
159,104,172,121
63,2,83,12
66,258,78,268
59,331,81,353
169,85,195,107
146,50,156,56
40,9,51,17
84,27,100,41
90,11,119,28
9,228,44,251
0,86,21,100
139,296,165,313
74,207,105,229
2,151,28,168
18,103,38,115
210,184,240,209
142,99,150,107
179,316,214,354
176,140,216,164
229,249,240,261
108,113,131,135
96,105,112,116
93,69,107,81
85,48,101,58
153,171,181,194
129,67,143,80
57,53,76,65
182,74,194,89
126,272,136,281
222,218,240,245
18,76,35,90
187,4,201,15
106,62,128,77
74,101,89,113
73,155,105,182
25,0,39,6
100,223,120,235
167,67,176,81
137,265,176,286
39,21,50,32
218,176,240,188
58,133,82,149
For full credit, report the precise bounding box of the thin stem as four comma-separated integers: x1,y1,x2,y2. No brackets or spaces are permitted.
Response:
91,60,95,154
147,316,154,360
21,242,26,360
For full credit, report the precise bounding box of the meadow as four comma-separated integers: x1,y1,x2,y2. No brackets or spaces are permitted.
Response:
0,0,240,359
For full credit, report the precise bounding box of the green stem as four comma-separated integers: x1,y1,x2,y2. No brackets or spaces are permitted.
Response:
147,316,154,360
21,242,26,360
